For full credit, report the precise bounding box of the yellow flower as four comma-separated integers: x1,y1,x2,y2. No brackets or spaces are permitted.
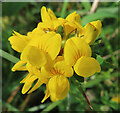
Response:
41,56,73,102
111,95,120,104
20,32,61,69
9,6,102,103
64,37,101,77
82,20,102,45
11,31,62,94
63,11,84,36
8,28,45,53
8,31,30,52
37,6,65,31
20,72,48,94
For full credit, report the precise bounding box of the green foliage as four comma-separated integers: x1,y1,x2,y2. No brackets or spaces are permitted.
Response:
2,2,119,112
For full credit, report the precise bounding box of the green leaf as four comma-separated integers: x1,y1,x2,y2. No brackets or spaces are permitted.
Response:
2,101,19,111
0,49,19,63
96,7,118,14
96,55,104,65
82,11,117,25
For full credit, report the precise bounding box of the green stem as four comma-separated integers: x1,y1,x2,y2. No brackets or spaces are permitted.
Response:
0,49,19,63
60,0,68,18
72,77,93,110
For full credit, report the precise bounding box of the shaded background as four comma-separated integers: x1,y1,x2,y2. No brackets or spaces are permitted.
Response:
2,1,120,112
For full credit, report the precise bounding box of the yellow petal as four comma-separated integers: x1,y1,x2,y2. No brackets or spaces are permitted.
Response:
64,37,91,67
12,60,27,72
48,75,70,102
74,56,101,77
20,73,31,83
54,56,64,63
27,32,60,61
22,32,61,63
83,20,102,45
21,76,38,94
63,22,76,36
66,11,81,25
52,60,73,77
53,19,64,30
41,85,50,103
21,45,47,68
48,8,57,20
41,6,53,28
45,33,62,60
8,31,30,52
44,54,54,72
111,95,120,103
28,79,43,94
26,63,41,74
37,22,53,30
27,28,45,39
90,20,102,37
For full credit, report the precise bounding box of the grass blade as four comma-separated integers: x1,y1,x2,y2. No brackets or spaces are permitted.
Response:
0,49,19,63
41,100,62,113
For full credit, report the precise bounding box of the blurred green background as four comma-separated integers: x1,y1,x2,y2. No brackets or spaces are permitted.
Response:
1,1,120,112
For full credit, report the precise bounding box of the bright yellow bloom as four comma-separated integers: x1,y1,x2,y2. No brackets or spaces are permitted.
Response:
20,32,61,69
9,6,102,103
8,28,45,53
11,31,62,95
8,31,30,52
41,56,73,102
111,95,120,103
37,6,65,31
64,37,101,77
82,20,102,45
63,11,84,36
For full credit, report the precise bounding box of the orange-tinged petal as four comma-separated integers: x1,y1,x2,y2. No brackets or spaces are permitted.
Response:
52,60,73,77
90,20,102,37
64,37,91,67
74,56,101,77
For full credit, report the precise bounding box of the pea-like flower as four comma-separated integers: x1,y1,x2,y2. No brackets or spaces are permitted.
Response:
64,37,101,77
41,56,73,102
37,6,65,31
9,6,102,103
82,20,102,45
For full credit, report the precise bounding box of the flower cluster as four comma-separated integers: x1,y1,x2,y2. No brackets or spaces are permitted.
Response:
9,6,102,102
